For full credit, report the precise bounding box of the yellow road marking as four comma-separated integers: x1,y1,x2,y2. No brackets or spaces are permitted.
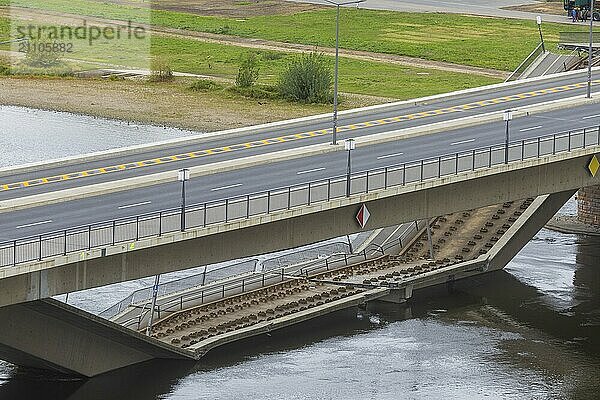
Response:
3,79,599,192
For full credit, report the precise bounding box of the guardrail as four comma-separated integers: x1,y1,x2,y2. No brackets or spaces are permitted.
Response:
118,220,426,330
99,259,258,319
505,42,545,83
1,125,599,269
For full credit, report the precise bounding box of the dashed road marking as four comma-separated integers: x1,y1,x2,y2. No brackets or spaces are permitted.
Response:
2,79,598,193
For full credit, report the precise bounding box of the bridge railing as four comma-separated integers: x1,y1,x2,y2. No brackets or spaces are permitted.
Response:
99,259,258,319
1,125,599,268
505,42,545,82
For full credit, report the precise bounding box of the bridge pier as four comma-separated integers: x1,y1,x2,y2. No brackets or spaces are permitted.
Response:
578,186,600,227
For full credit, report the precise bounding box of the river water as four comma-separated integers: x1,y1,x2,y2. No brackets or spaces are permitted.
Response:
0,107,598,399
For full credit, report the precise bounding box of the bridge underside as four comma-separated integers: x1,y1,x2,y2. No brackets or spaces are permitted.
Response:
0,299,193,377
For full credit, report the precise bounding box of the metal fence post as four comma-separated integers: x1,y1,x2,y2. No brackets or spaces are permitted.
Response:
420,160,424,181
568,132,571,151
246,195,250,217
267,191,271,213
327,179,331,201
472,149,476,170
583,128,587,148
402,163,406,185
438,157,442,177
521,140,525,160
553,134,556,154
13,240,17,266
112,221,116,245
157,212,162,237
308,182,312,205
488,147,492,167
455,153,459,173
225,199,229,222
88,225,92,249
136,216,139,241
384,167,388,189
38,235,42,261
63,230,67,255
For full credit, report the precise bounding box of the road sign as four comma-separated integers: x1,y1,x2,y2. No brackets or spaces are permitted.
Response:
588,155,599,177
356,204,371,229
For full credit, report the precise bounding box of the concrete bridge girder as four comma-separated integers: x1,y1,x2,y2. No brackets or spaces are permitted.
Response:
0,149,597,309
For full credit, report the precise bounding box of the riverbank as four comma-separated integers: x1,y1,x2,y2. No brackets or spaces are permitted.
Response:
0,76,392,132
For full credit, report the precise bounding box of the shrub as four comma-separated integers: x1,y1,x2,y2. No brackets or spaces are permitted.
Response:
229,84,280,100
235,52,259,88
0,57,10,75
278,51,332,103
149,58,173,82
189,79,223,92
23,40,63,68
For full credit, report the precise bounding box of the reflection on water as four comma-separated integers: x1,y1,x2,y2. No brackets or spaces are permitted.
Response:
0,228,597,400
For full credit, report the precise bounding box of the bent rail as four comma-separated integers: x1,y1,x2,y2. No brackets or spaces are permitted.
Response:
1,125,599,268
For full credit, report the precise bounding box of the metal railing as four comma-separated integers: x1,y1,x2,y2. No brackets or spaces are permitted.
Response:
99,259,258,319
505,42,545,82
1,125,599,269
117,221,428,330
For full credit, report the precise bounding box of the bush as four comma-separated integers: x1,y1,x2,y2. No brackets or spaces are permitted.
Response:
149,58,173,82
0,57,10,75
23,40,63,68
278,52,332,103
229,84,280,100
189,79,223,92
235,52,259,88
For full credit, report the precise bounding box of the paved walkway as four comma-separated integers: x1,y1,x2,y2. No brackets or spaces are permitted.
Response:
289,0,576,24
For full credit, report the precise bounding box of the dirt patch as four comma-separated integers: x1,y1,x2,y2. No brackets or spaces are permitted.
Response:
94,0,325,17
504,2,568,16
0,76,387,132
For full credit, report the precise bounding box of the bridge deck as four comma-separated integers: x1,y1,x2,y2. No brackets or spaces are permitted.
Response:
147,198,534,354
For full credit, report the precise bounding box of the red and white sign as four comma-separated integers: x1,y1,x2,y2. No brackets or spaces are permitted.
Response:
356,204,371,229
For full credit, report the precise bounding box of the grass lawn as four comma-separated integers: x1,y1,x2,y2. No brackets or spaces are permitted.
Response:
2,0,589,71
1,15,500,100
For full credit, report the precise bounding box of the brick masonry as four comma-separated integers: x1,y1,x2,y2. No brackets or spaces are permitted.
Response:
578,185,600,226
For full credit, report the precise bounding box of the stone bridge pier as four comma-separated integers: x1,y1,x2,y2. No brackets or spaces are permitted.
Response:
578,186,600,227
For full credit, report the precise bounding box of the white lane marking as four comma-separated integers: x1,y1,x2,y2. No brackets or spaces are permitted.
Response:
450,138,476,146
118,201,152,210
16,220,53,229
519,125,543,132
377,152,404,160
583,114,600,120
297,167,326,175
211,183,243,192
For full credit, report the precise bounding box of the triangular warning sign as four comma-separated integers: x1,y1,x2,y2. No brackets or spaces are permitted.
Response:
356,204,371,229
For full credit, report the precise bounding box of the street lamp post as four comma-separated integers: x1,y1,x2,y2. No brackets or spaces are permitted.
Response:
587,0,595,99
345,138,356,197
178,168,190,231
503,110,513,164
323,0,365,145
536,16,545,53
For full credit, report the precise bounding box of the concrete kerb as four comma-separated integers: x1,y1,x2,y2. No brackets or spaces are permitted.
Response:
2,92,599,215
2,145,598,281
1,67,597,179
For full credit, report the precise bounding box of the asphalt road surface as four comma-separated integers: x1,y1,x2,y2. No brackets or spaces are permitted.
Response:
287,0,574,24
1,99,598,242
